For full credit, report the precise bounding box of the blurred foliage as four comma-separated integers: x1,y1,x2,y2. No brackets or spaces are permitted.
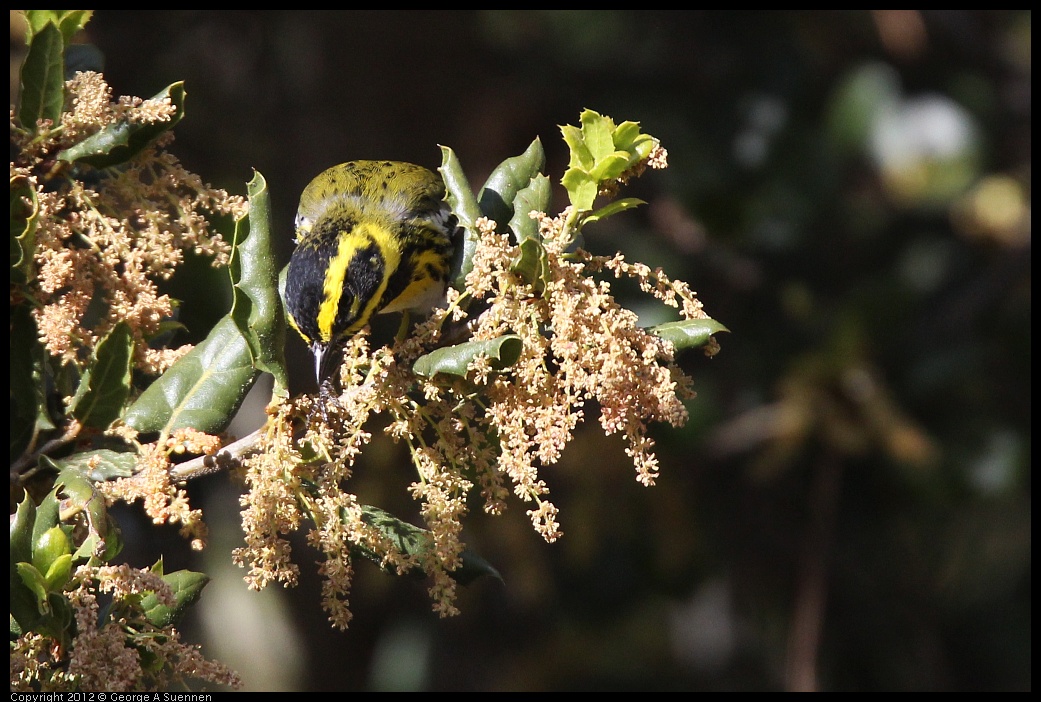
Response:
13,10,1027,691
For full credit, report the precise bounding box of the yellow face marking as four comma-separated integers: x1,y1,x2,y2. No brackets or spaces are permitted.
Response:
380,247,450,314
315,222,402,342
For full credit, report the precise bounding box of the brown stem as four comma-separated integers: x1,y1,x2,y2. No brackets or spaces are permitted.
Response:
785,453,842,692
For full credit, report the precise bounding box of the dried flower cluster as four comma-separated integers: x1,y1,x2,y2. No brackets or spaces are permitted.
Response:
236,192,708,628
12,70,244,539
96,428,216,549
475,212,702,493
13,58,713,664
10,564,241,691
11,68,247,690
11,71,246,375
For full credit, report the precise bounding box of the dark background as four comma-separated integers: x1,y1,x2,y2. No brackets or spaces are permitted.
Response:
15,11,1030,691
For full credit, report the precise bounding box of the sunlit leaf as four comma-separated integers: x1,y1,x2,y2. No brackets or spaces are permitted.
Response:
649,318,730,351
510,237,551,294
439,145,483,290
585,197,646,226
229,170,288,398
509,173,551,243
477,138,546,230
123,316,257,435
51,448,136,483
43,554,73,591
561,170,598,212
31,486,62,546
580,109,616,162
24,10,93,45
590,152,631,183
413,335,523,378
15,563,49,612
559,109,658,217
58,82,186,169
140,569,210,628
32,526,70,576
561,124,593,170
51,464,123,562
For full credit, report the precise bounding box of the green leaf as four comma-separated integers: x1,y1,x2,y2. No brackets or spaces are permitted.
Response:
140,569,210,628
350,505,429,572
10,496,40,630
10,305,46,462
10,491,82,641
15,562,50,612
559,109,659,217
580,109,617,162
10,495,36,567
123,315,257,435
508,173,551,243
24,10,93,45
439,146,483,231
52,465,123,563
612,120,644,151
32,526,70,576
561,168,598,212
31,487,62,548
477,138,546,231
43,554,73,591
352,505,501,584
613,120,656,161
413,335,523,379
590,152,631,183
72,519,122,564
70,321,133,429
439,146,483,290
510,237,551,294
10,490,80,638
51,448,136,482
58,82,186,169
17,21,64,132
585,197,647,226
23,12,58,42
649,318,730,351
229,170,288,398
57,11,92,42
561,124,593,170
10,175,38,284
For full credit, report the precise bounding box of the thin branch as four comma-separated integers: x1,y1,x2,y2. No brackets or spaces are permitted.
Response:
785,453,842,692
168,428,265,482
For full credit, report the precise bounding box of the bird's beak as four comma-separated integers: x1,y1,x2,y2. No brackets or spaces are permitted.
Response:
312,341,333,386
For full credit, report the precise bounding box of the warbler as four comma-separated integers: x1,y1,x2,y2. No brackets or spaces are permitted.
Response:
282,160,455,385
